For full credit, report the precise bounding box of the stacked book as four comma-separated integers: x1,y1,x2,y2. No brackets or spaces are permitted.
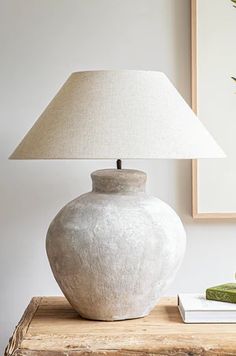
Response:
178,292,236,323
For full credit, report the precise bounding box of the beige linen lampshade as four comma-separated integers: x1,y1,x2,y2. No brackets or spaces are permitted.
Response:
10,70,224,159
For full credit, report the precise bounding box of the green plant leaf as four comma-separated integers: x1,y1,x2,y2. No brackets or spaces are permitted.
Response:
231,0,236,7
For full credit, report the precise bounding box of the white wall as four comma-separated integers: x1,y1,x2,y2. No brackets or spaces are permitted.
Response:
1,0,235,353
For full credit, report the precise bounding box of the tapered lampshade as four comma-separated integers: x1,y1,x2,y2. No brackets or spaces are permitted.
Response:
10,70,224,159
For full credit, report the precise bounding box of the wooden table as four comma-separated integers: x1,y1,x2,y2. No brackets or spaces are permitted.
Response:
5,297,236,356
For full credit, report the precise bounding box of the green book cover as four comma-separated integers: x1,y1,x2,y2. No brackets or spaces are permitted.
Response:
206,283,236,304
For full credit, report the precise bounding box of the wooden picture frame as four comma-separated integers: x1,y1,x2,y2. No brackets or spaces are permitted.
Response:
191,0,236,219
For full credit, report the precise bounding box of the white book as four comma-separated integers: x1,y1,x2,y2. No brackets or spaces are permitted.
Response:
178,293,236,323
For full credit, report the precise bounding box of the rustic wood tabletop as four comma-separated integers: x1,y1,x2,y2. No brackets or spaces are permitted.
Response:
5,296,236,355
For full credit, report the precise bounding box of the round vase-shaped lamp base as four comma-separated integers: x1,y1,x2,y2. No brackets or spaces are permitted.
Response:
46,169,186,321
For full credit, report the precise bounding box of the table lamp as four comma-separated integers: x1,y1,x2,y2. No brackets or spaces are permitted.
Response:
10,70,224,321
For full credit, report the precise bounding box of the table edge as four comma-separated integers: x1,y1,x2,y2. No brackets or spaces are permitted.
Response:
4,297,42,356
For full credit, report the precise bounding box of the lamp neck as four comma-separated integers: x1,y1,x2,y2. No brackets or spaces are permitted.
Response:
91,169,147,194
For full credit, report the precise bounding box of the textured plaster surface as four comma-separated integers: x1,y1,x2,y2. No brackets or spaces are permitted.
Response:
46,169,186,320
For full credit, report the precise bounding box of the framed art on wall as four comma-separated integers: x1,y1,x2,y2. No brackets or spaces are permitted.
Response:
191,0,236,218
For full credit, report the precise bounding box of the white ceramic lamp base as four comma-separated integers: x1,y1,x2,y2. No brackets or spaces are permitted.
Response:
46,169,186,321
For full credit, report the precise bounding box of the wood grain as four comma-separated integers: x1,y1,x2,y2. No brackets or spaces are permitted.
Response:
5,296,236,355
4,297,42,356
